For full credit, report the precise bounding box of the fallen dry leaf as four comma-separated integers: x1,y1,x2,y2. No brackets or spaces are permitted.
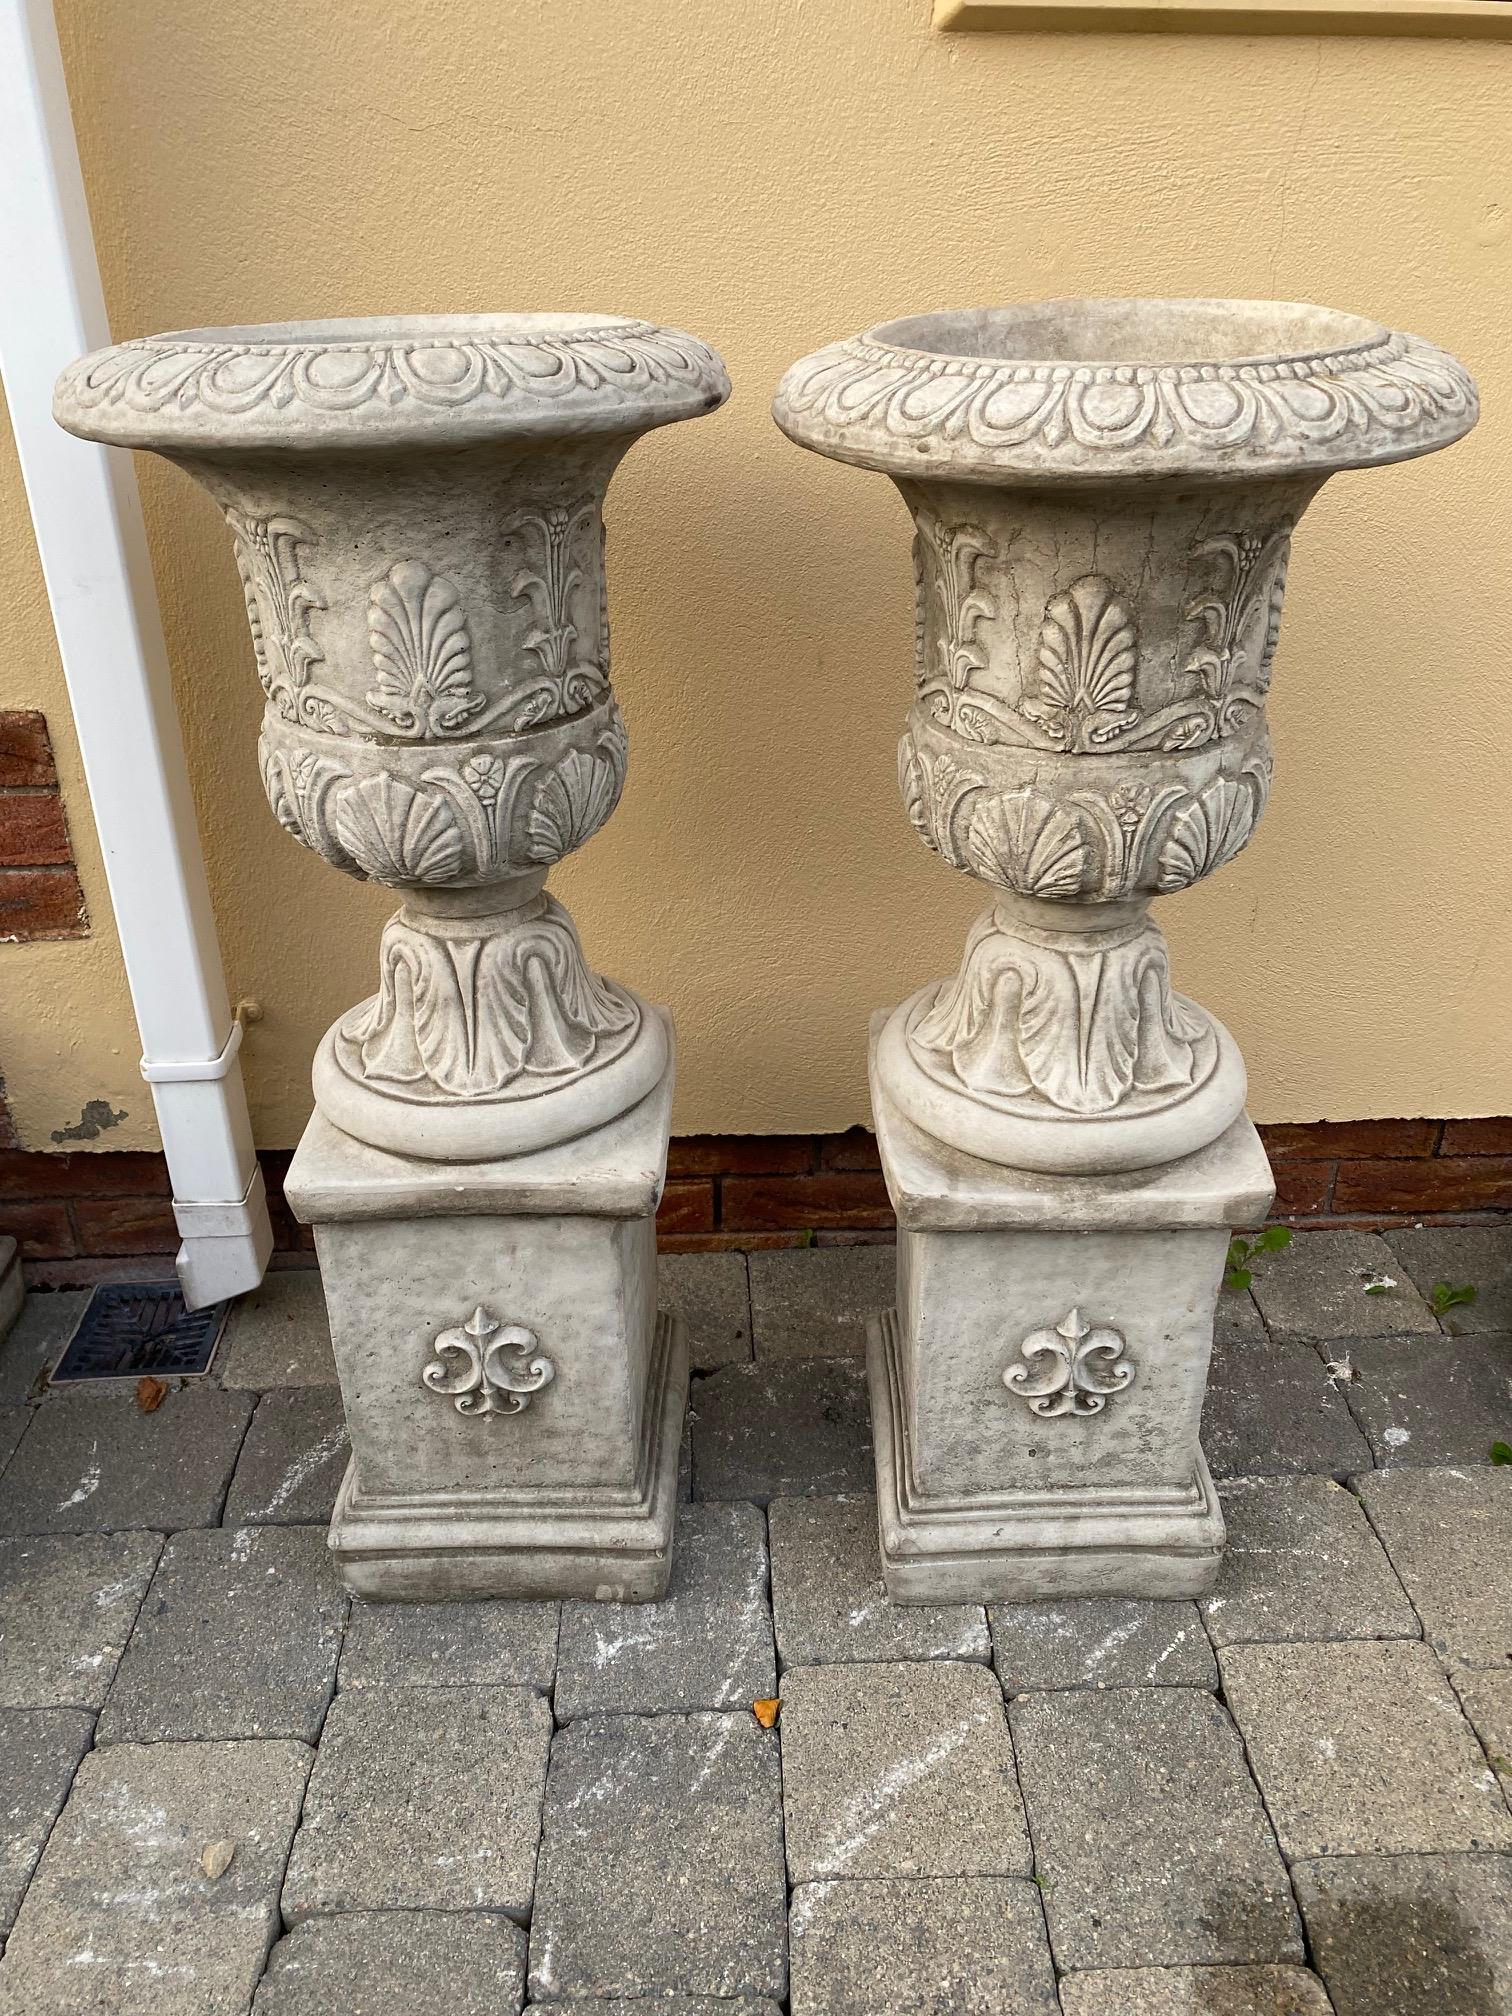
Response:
136,1376,168,1414
752,1697,780,1729
200,1839,236,1880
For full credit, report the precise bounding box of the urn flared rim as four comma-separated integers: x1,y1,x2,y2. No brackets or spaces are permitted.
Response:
773,296,1477,485
54,312,730,454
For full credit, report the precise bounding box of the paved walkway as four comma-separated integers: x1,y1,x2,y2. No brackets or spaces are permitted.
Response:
0,1227,1508,2013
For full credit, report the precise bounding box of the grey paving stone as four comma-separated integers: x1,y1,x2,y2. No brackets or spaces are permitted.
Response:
529,1711,786,2002
219,1269,337,1388
0,1737,311,2016
0,1408,27,1476
0,1530,162,1708
769,1494,989,1667
1340,1332,1512,1466
0,1385,252,1535
555,1501,774,1718
1294,1851,1512,2016
0,1291,85,1406
659,1252,751,1370
0,1708,93,1937
1385,1223,1512,1333
748,1244,893,1358
528,2003,782,2015
224,1387,349,1524
692,1357,872,1502
780,1659,1030,1882
1248,1229,1434,1342
1450,1673,1512,1795
1219,1639,1512,1858
991,1599,1216,1692
340,1591,558,1690
1008,1688,1300,1970
1215,1286,1268,1345
1058,1966,1335,2015
1355,1464,1512,1668
1203,1335,1373,1481
282,1684,550,1920
97,1525,346,1744
788,1874,1058,2015
1202,1476,1417,1650
253,1910,527,2016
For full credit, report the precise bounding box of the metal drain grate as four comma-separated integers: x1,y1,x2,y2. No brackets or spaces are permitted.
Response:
50,1282,230,1383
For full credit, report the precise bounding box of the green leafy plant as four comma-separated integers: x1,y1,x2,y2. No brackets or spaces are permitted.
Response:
1224,1225,1292,1293
1431,1281,1478,1318
1492,1441,1512,1467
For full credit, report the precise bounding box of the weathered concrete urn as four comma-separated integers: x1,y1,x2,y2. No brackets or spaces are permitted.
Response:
58,315,729,1600
56,314,729,1161
775,299,1476,1601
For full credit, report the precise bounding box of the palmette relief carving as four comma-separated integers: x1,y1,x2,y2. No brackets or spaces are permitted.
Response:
1003,1309,1134,1418
422,1306,555,1418
910,907,1211,1116
1024,576,1141,750
916,525,1291,758
366,562,487,736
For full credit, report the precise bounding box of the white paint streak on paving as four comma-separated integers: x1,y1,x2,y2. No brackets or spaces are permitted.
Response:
1083,1614,1144,1674
815,1709,988,1875
262,1424,348,1515
59,1445,101,1510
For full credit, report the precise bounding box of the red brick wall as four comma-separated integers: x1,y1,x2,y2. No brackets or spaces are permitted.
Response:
1,1122,1509,1277
0,712,87,941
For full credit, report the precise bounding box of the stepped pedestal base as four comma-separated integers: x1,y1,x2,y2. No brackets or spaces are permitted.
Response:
867,1012,1273,1605
286,1013,686,1603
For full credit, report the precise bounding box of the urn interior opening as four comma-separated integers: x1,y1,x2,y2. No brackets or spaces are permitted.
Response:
867,299,1389,370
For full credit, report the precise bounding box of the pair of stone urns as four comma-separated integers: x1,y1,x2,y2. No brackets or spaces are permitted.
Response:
55,299,1477,1606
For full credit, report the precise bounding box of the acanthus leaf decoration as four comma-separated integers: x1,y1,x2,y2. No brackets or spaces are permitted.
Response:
1003,1308,1134,1418
911,910,1208,1115
365,561,488,737
422,1305,555,1418
227,510,335,728
1180,530,1291,734
506,505,608,727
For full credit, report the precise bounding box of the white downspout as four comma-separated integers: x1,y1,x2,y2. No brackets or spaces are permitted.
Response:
0,0,273,1308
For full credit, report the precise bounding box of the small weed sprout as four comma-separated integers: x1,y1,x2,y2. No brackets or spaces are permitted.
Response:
1431,1281,1478,1318
1224,1224,1291,1293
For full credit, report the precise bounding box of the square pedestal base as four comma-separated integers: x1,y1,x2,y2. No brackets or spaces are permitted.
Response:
329,1310,688,1603
869,1016,1273,1606
286,1022,687,1603
867,1309,1225,1603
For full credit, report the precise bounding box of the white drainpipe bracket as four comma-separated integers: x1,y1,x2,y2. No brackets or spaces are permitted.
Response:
140,1018,244,1085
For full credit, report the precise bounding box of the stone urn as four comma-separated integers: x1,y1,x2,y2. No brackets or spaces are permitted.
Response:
55,313,729,1161
56,314,728,1600
775,300,1476,1600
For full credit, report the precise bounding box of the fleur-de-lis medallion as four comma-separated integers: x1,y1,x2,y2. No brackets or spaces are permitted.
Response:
421,1305,555,1418
1003,1307,1134,1418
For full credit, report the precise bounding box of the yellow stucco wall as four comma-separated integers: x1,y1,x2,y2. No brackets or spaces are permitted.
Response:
2,0,1509,1150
